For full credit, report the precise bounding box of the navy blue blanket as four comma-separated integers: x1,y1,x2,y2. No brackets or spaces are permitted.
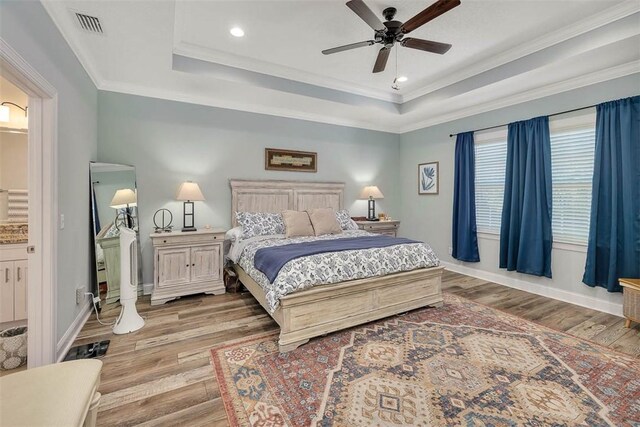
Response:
254,235,420,283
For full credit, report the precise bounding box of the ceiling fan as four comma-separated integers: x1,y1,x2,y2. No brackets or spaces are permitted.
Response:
322,0,461,73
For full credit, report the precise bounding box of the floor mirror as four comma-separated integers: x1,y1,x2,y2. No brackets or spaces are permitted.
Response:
90,162,141,305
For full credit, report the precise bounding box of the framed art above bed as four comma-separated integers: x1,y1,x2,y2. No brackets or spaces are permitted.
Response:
265,148,317,173
229,179,444,352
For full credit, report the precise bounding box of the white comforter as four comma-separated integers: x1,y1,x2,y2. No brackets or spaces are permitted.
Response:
231,230,440,313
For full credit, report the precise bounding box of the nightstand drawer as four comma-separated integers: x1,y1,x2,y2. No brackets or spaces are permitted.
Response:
355,220,400,237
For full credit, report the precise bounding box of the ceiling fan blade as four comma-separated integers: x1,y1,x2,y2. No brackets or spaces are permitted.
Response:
322,40,375,55
346,0,385,31
401,0,461,34
372,47,390,73
401,38,452,54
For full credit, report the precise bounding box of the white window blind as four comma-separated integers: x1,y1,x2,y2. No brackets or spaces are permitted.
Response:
475,138,507,234
550,125,595,245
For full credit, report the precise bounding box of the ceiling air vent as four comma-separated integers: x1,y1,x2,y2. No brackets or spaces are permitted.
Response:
73,11,104,35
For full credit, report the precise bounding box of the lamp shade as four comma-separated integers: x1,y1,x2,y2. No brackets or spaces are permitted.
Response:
359,185,384,199
0,105,9,123
110,189,137,209
176,181,205,201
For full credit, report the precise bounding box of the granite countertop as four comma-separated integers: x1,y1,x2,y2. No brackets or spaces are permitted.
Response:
0,223,28,245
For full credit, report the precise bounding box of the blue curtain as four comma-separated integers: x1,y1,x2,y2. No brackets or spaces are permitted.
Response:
452,131,480,262
583,96,640,292
500,116,553,278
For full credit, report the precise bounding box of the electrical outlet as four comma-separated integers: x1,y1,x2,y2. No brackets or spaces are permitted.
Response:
448,246,453,255
76,287,84,304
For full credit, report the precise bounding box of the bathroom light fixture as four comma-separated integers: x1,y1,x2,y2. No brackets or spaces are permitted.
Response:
230,27,245,37
0,102,27,123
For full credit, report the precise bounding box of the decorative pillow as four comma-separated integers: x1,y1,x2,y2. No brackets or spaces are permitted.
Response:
225,226,243,242
235,212,285,239
282,210,315,238
335,209,359,230
308,208,342,236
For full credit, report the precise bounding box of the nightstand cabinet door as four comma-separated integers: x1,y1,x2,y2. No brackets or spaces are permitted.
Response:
157,247,191,288
191,244,222,283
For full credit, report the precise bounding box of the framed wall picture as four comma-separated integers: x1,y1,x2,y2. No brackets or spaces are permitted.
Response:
265,148,317,173
418,161,439,195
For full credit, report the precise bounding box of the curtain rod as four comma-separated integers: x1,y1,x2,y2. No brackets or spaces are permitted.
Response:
448,103,598,138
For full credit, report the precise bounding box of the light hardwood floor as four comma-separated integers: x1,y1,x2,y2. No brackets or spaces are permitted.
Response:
61,271,640,425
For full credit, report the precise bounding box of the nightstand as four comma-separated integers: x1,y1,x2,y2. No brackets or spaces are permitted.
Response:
355,220,400,237
150,228,226,305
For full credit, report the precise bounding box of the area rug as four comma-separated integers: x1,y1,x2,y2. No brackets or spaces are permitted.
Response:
210,294,640,426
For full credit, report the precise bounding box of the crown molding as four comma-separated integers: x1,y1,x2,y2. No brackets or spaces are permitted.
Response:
40,1,104,88
400,61,640,133
98,79,403,134
172,41,402,104
401,1,640,103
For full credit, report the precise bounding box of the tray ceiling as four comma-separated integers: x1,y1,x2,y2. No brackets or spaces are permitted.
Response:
42,0,640,133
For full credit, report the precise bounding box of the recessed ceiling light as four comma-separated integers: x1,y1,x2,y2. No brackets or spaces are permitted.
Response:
230,27,245,37
396,76,408,83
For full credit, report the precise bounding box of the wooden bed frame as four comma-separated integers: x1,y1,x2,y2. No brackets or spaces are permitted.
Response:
230,179,444,352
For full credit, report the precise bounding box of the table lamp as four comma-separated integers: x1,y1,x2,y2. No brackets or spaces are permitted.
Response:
359,185,384,221
176,181,205,232
110,188,137,229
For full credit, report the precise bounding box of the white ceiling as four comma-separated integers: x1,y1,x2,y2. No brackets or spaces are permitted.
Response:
42,0,640,133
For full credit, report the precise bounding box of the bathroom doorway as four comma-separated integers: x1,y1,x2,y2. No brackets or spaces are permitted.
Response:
0,75,29,375
1,41,58,368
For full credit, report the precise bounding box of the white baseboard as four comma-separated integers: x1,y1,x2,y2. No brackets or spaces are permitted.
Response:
440,261,623,317
142,282,153,295
56,301,92,362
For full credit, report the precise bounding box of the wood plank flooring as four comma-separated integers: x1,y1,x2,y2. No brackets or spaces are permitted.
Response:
62,271,640,425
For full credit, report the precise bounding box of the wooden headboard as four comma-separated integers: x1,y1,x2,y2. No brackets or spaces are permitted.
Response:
230,179,345,227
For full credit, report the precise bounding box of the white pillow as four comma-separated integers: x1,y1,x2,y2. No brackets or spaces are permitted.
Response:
225,226,243,242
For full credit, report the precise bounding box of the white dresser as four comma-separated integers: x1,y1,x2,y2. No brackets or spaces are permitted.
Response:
150,229,226,305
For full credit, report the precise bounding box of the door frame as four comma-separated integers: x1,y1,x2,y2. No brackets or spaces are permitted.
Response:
0,38,58,367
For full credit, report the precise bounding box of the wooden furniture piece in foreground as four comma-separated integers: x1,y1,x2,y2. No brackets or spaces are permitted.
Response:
230,179,444,352
0,359,103,427
355,219,400,237
150,229,226,305
620,278,640,328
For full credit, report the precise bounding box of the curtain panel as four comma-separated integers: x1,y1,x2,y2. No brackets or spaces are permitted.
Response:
583,96,640,292
452,131,480,262
500,116,553,278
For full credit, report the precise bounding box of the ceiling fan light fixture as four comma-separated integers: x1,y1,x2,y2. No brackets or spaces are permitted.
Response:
229,27,245,37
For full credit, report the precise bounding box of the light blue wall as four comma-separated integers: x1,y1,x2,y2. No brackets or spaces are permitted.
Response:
399,74,640,314
0,1,98,341
97,91,401,283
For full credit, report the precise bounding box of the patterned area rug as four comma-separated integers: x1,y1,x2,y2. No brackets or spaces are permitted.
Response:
210,294,640,426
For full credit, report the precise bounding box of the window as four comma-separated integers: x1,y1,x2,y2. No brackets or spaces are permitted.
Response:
472,111,596,245
550,111,596,245
475,130,507,234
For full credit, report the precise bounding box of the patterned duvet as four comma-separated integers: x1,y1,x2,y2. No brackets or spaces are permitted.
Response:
235,230,440,313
